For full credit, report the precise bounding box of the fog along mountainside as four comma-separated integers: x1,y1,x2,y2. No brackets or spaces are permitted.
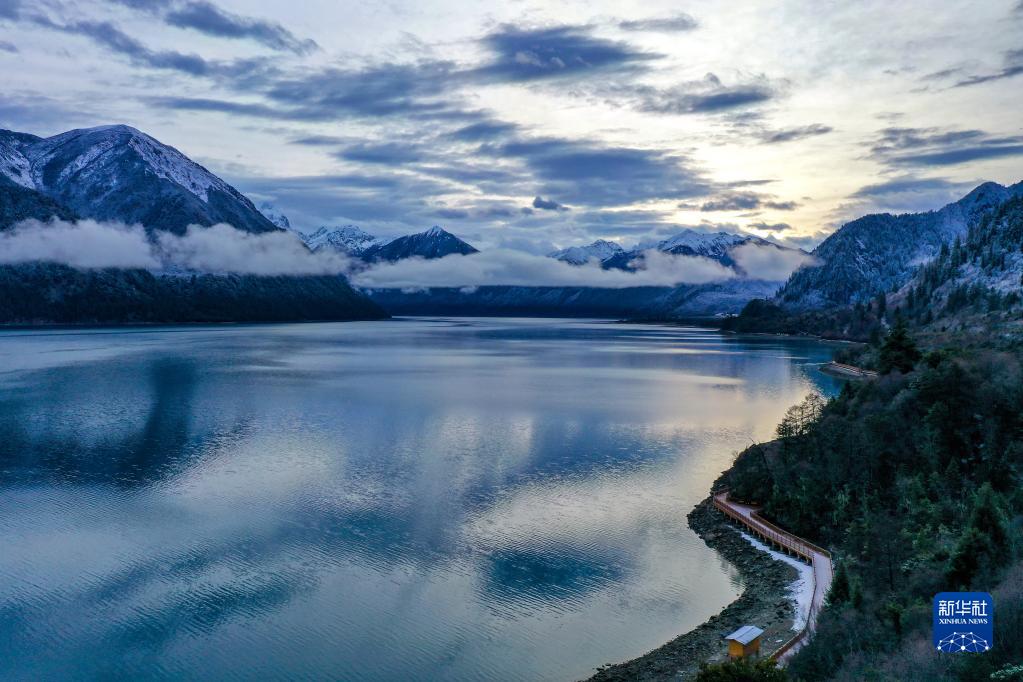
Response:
0,125,385,324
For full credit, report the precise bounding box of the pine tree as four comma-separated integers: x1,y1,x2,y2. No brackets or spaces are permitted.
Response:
878,316,921,374
829,562,851,605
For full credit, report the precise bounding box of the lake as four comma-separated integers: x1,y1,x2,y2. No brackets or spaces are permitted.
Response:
0,318,841,681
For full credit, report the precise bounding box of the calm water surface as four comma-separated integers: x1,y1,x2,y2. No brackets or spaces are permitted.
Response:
0,318,840,681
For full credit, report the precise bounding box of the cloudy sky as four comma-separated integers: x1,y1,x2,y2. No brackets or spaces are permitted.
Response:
1,0,1021,252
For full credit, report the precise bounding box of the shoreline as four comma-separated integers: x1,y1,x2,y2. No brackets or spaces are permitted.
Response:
585,497,801,681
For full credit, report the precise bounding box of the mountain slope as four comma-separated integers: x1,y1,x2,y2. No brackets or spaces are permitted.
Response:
0,125,279,234
896,191,1023,328
549,239,625,266
305,225,382,256
777,182,1021,309
362,226,478,262
0,174,79,228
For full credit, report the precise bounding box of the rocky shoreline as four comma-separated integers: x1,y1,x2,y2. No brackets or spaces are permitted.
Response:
585,497,799,681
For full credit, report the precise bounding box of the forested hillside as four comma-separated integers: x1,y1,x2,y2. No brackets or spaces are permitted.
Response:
896,195,1023,333
0,264,387,324
708,329,1023,681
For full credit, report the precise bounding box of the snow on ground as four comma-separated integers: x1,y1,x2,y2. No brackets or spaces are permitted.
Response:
736,529,814,632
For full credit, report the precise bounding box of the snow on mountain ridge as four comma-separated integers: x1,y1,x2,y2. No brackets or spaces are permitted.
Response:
258,202,293,231
23,125,234,204
549,239,625,265
304,225,382,256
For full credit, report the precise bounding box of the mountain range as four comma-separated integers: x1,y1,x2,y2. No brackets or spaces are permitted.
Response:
259,202,806,317
2,122,1019,327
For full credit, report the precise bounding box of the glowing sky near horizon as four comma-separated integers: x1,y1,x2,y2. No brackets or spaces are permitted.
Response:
1,0,1021,252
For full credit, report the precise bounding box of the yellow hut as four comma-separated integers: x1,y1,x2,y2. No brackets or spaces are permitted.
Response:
725,625,764,659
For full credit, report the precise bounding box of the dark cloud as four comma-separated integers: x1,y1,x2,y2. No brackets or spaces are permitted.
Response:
0,39,17,52
851,176,970,198
165,1,318,54
474,24,658,82
954,48,1023,87
149,96,310,119
749,221,792,232
617,14,698,32
446,120,519,142
700,192,760,211
893,145,1023,166
532,196,569,211
233,172,452,229
335,142,423,164
699,191,798,212
33,16,275,81
491,138,711,206
609,73,776,115
871,126,1023,167
760,123,833,144
289,134,347,146
0,0,21,20
433,208,469,220
108,0,166,10
264,61,457,118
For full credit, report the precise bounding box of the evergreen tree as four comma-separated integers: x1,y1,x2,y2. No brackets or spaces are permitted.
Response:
877,316,921,374
828,562,850,605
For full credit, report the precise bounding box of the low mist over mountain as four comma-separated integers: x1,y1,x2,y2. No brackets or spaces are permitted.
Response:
0,124,385,324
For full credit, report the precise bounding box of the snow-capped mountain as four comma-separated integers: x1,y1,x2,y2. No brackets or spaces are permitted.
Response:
0,124,278,234
258,202,293,231
549,239,626,266
304,225,382,256
777,181,1023,309
651,229,778,260
362,226,478,262
551,228,797,273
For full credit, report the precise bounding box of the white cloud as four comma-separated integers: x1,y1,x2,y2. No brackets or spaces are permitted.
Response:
352,248,734,289
0,219,816,288
0,219,160,269
0,219,352,275
730,242,819,281
155,224,351,275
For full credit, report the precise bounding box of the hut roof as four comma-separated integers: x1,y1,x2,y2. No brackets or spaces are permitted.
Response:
725,625,764,645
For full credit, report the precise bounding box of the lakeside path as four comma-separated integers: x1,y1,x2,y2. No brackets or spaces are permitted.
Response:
712,492,833,662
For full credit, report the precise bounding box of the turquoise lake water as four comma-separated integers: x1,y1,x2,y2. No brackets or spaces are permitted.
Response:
0,318,841,680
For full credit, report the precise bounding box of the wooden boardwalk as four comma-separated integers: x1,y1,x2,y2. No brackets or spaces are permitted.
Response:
712,492,833,662
820,361,878,380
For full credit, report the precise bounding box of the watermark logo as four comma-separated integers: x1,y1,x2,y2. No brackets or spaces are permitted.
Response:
934,592,993,653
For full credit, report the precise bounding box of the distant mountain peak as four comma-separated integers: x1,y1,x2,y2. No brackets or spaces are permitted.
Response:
549,239,625,265
304,225,381,256
259,202,292,231
362,226,478,262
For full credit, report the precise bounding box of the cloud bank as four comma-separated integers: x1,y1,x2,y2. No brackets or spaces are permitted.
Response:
0,220,351,275
0,219,160,269
351,248,735,289
730,243,818,281
0,220,816,289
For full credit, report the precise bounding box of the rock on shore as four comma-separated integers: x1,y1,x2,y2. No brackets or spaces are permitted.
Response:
585,497,798,681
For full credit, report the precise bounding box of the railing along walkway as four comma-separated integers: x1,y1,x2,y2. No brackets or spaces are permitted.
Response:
712,491,833,663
